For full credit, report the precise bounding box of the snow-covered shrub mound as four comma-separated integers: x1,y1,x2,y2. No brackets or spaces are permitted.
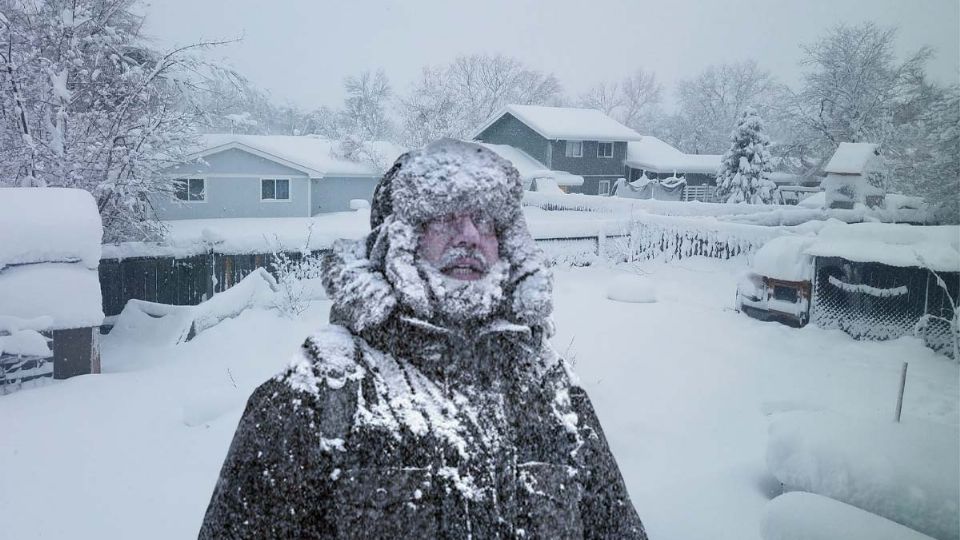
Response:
762,492,936,540
349,199,370,210
110,269,280,346
767,411,959,540
606,274,657,303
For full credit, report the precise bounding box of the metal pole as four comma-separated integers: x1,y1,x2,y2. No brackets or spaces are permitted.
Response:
895,362,908,423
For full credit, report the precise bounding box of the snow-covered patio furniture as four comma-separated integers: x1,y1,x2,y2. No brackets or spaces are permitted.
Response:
0,188,105,385
737,235,816,327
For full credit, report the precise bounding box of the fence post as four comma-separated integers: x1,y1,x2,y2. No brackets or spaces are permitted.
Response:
597,229,606,260
894,361,908,422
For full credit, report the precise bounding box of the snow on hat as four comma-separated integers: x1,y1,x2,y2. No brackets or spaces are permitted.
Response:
370,139,524,230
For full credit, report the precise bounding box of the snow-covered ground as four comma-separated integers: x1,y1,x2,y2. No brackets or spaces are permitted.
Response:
1,257,957,539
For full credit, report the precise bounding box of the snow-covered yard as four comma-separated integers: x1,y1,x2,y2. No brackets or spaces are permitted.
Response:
1,257,957,539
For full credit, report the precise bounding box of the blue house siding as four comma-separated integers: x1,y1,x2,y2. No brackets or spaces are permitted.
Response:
474,114,548,164
151,176,311,220
310,176,380,215
549,140,628,176
153,148,312,220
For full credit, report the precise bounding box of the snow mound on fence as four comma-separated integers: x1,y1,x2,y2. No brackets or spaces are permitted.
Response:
762,492,936,540
109,269,279,346
606,274,657,303
767,410,959,540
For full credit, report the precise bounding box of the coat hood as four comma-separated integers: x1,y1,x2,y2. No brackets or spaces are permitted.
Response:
322,139,553,335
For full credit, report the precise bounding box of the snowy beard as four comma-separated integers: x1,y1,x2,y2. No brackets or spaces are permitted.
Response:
415,252,510,324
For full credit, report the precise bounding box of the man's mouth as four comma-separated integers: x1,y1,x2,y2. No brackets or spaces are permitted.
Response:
441,257,487,280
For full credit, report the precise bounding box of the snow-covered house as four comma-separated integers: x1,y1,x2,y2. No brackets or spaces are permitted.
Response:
622,136,722,202
472,105,642,196
152,135,404,220
0,188,105,385
821,142,885,210
738,222,959,356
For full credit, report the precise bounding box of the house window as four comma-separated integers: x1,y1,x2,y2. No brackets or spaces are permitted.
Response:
598,179,611,196
261,179,290,201
565,140,583,158
597,142,614,158
174,178,205,202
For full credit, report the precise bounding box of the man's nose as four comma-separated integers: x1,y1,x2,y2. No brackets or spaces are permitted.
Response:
453,216,482,244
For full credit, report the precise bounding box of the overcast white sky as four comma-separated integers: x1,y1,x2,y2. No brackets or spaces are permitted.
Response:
144,0,959,111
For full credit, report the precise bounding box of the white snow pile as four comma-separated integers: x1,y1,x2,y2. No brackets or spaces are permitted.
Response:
0,187,102,269
767,410,959,540
349,198,370,210
750,235,816,281
0,188,104,330
762,492,936,540
828,276,908,297
606,273,657,303
0,329,51,357
110,269,280,346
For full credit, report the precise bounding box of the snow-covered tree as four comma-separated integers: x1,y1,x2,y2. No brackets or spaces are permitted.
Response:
665,61,779,154
578,69,662,132
0,0,227,241
715,107,777,204
397,54,562,148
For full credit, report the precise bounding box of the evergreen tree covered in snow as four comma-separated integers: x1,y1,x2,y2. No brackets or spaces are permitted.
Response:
715,107,777,204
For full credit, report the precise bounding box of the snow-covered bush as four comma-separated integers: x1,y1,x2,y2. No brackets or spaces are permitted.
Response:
715,107,777,204
270,249,325,317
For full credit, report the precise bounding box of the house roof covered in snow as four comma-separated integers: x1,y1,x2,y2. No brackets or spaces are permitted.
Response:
804,222,960,272
625,137,722,174
480,143,584,186
823,143,881,175
0,188,104,330
189,134,405,178
473,105,643,142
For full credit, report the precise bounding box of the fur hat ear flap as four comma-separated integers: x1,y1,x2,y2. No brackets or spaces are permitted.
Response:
382,218,434,319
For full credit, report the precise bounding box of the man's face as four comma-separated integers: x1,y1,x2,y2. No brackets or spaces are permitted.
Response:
418,212,500,281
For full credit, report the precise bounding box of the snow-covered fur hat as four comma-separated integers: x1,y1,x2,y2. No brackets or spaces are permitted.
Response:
323,139,553,332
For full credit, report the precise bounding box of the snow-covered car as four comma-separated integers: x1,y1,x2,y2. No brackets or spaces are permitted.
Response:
736,236,816,327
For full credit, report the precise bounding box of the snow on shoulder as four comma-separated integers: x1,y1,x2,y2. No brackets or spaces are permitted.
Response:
282,325,361,395
0,187,102,269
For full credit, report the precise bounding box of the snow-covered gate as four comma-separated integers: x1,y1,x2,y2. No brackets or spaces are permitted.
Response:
811,257,959,357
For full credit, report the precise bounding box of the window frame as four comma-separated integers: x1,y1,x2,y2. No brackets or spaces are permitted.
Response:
597,142,614,158
564,140,583,158
260,178,292,202
173,177,206,203
598,179,611,196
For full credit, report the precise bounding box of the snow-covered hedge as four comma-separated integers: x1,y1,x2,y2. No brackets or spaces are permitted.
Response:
767,411,959,540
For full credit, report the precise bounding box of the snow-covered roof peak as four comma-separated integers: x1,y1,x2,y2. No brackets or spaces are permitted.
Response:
474,105,642,142
823,143,881,175
194,134,405,178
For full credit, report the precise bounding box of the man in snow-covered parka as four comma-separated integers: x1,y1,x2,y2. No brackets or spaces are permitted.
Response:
199,139,648,539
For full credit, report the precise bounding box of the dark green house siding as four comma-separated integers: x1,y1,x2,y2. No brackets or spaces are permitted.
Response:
548,140,628,177
474,114,549,163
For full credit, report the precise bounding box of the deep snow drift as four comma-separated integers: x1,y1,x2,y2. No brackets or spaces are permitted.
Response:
0,257,956,540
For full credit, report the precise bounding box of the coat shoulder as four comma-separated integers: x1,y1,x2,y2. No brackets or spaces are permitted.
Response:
275,324,365,397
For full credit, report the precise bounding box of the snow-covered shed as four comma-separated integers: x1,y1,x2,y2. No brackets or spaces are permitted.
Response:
0,188,105,385
821,142,885,210
152,134,405,220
